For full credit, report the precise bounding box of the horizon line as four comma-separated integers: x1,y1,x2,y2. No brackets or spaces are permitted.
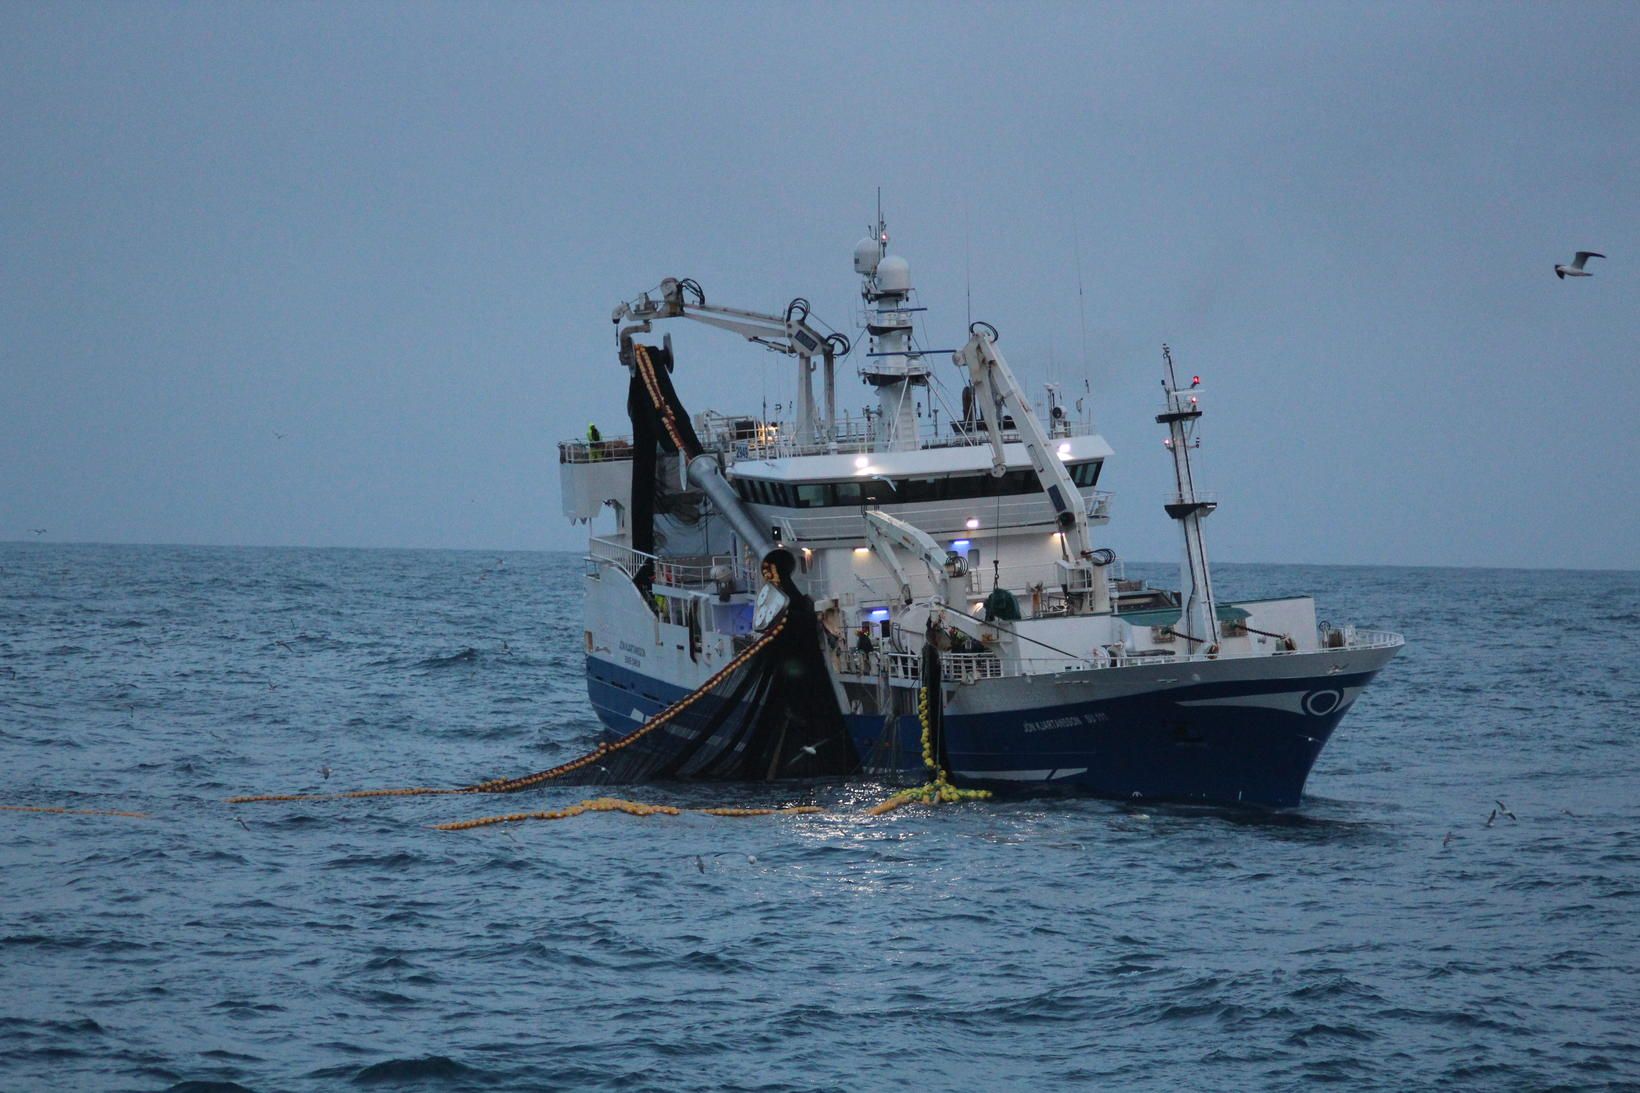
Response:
1,538,1634,576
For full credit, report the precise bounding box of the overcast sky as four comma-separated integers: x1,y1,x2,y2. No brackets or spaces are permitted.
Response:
3,2,1635,569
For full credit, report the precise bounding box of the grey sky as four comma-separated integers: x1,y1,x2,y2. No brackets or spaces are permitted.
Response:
3,2,1635,569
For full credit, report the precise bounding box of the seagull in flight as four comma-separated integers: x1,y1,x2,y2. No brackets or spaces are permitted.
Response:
29,529,46,536
1555,251,1604,279
782,741,827,769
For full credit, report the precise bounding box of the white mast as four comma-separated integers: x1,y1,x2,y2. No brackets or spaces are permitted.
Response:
1157,345,1219,650
853,202,929,452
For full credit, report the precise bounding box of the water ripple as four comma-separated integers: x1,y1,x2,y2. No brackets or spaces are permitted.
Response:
1,547,1636,1091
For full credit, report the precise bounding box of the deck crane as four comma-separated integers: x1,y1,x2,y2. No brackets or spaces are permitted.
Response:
862,508,967,607
612,278,850,446
956,323,1113,614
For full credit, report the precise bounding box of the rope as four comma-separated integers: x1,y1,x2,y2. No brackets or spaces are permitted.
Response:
1241,622,1298,649
227,618,786,805
942,601,1084,660
0,804,150,819
433,797,824,832
634,344,695,457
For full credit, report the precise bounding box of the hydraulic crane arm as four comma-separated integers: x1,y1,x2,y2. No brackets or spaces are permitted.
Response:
613,278,842,357
613,279,850,444
956,324,1111,613
862,509,964,606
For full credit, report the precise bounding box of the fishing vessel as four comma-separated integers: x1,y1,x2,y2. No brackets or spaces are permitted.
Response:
559,214,1402,807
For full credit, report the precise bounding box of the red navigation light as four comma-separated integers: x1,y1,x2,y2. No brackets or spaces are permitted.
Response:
1191,375,1201,387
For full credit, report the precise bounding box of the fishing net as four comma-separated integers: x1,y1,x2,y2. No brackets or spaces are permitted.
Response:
474,549,857,791
506,341,856,787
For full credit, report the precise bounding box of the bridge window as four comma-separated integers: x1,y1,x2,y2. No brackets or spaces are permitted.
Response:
1068,460,1103,488
732,468,1071,508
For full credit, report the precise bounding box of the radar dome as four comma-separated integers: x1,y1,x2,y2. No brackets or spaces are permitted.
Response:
853,237,880,275
875,254,911,293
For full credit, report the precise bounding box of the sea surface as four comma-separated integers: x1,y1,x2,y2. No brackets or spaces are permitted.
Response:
1,544,1636,1092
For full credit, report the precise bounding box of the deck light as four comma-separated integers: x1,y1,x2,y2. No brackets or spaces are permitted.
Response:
965,518,980,530
854,455,870,469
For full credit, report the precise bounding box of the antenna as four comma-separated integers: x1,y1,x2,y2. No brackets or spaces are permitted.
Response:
964,199,972,327
1072,213,1090,389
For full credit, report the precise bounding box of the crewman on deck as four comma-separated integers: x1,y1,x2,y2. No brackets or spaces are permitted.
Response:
587,422,602,460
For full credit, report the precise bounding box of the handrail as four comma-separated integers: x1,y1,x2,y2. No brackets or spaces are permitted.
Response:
884,650,1007,682
870,630,1405,682
560,438,636,464
586,537,755,591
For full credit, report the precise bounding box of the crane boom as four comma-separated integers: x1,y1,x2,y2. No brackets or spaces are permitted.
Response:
862,508,964,606
612,278,848,444
956,326,1110,613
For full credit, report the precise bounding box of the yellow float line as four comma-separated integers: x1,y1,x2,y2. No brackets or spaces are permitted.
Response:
432,797,826,832
226,616,995,823
226,619,786,805
865,679,993,816
0,804,151,819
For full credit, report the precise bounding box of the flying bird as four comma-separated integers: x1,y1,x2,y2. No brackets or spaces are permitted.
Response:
1554,251,1604,279
782,741,827,769
29,529,46,536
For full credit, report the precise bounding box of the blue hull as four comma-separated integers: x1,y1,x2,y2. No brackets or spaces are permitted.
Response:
586,656,1383,809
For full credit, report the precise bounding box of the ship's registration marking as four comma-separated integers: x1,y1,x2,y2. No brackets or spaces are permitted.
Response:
619,640,647,668
1022,712,1107,733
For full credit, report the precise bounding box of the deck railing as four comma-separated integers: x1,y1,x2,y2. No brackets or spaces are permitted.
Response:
560,438,636,464
562,414,1098,466
867,629,1404,683
586,537,755,591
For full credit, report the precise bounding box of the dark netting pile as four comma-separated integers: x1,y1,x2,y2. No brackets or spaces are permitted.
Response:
473,342,859,789
547,552,856,786
625,341,706,558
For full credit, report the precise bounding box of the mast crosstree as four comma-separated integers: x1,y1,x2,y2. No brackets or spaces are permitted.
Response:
1157,345,1219,649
